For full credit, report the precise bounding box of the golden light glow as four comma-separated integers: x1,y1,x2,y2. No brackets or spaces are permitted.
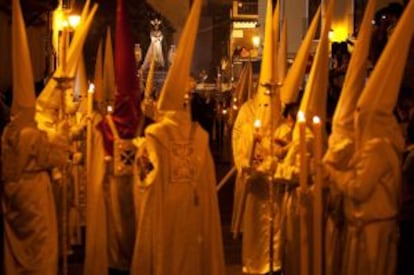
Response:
298,111,305,123
252,36,260,48
68,15,81,28
88,83,95,94
313,116,321,124
329,23,348,42
107,105,113,113
254,119,262,129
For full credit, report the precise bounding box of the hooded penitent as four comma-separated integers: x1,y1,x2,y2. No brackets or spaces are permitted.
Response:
98,0,142,156
325,0,376,166
254,0,281,132
355,0,414,152
103,27,115,106
280,5,320,105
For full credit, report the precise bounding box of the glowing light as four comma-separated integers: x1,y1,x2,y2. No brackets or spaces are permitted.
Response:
68,15,81,28
313,116,321,124
222,109,228,115
252,36,260,48
107,105,113,113
328,29,334,41
88,83,95,93
298,111,305,123
254,119,262,129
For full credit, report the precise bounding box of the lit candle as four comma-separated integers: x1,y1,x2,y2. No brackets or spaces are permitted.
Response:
106,107,119,140
60,24,68,76
249,119,261,165
87,83,95,117
312,115,322,275
298,111,307,189
298,110,309,275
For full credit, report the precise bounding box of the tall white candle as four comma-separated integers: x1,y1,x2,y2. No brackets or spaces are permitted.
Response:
312,115,322,275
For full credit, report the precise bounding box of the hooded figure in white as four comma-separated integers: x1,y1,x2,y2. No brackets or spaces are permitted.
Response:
131,0,225,274
1,0,70,273
324,1,414,274
323,0,376,274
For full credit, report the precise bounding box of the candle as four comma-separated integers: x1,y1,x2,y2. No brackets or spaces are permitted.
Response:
87,83,95,117
107,105,113,114
249,119,261,166
298,111,307,189
298,110,309,275
312,116,322,275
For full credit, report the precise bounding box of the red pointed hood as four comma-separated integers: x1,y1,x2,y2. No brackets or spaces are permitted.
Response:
99,0,142,156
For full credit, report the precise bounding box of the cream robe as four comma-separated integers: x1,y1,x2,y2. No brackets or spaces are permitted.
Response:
83,112,136,274
326,138,401,275
131,112,226,275
232,100,283,274
1,123,68,275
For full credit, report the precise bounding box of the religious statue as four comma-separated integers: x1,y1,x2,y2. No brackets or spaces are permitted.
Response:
141,18,165,69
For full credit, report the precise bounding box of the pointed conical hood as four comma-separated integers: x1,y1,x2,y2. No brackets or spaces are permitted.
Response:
272,0,280,82
277,18,287,83
11,0,36,120
98,0,142,156
94,40,104,104
103,27,115,105
332,0,376,138
255,0,281,131
157,0,202,111
36,1,98,111
298,0,334,124
355,0,414,150
75,55,89,114
280,5,320,104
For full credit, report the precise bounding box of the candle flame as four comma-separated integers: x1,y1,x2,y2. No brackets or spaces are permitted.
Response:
313,116,321,124
88,83,95,94
107,105,113,113
298,111,305,122
254,119,262,129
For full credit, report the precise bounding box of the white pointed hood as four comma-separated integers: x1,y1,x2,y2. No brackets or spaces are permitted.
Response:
11,0,36,125
156,0,202,112
325,0,376,166
332,0,376,139
255,0,281,132
298,0,334,125
272,0,280,83
94,40,104,105
103,27,115,105
277,17,287,83
280,5,320,105
355,0,414,151
75,55,88,115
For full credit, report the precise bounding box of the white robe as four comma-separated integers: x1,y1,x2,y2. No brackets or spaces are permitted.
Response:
83,113,136,274
131,112,226,275
326,138,401,275
232,100,283,274
1,123,68,275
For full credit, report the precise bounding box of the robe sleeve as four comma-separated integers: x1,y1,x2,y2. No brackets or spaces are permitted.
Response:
232,105,253,171
328,139,390,202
